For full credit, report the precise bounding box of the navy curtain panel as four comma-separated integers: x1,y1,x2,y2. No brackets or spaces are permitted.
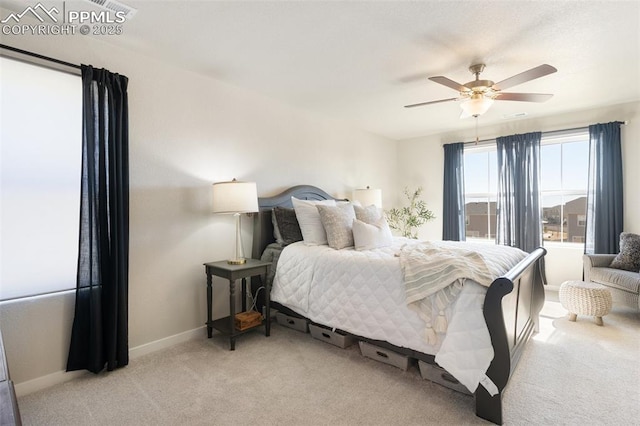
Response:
442,142,466,241
67,66,129,374
585,122,624,254
496,131,546,282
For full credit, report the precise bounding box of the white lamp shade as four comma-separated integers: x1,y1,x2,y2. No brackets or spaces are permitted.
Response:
460,94,494,117
352,187,382,208
212,180,259,214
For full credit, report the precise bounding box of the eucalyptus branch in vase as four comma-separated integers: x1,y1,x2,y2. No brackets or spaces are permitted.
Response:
385,187,435,239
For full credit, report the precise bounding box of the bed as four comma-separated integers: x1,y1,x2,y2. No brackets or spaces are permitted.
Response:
251,185,546,425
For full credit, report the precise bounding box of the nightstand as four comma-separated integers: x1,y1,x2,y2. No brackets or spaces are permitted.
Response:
203,259,271,350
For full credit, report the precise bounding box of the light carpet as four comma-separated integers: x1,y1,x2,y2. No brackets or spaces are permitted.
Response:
18,295,640,425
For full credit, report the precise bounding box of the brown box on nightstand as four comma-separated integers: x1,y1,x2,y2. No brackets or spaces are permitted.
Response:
235,311,263,331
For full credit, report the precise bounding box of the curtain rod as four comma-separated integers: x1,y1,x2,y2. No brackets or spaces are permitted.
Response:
0,43,81,74
447,120,628,148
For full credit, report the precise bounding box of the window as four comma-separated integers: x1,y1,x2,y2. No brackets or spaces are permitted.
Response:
463,130,589,245
540,130,589,244
463,145,497,241
0,57,82,300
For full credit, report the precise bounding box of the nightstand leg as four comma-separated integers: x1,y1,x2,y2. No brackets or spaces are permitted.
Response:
241,277,247,312
265,276,271,337
229,279,236,351
206,273,213,338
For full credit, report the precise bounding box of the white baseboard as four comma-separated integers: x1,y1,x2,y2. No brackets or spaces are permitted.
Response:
14,326,205,397
129,326,205,359
14,370,88,397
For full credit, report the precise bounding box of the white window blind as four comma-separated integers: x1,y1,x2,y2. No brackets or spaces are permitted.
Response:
0,56,82,300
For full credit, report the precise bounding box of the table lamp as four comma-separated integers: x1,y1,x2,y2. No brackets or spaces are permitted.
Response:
212,179,259,264
352,186,382,208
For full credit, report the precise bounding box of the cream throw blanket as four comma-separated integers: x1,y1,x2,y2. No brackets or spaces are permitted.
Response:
400,241,526,345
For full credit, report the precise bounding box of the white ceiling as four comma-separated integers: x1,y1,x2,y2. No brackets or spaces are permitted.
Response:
3,0,640,140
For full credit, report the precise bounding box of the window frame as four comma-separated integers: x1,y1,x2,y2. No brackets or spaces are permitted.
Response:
463,142,498,242
462,129,589,246
539,129,589,245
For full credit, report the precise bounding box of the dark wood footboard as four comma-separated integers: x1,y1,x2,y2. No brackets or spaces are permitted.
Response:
476,247,547,425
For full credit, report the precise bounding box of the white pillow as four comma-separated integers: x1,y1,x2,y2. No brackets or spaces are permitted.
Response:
352,217,393,251
291,197,336,245
354,204,383,224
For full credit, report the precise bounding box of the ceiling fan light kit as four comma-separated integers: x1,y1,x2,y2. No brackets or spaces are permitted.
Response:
405,63,557,118
460,93,494,118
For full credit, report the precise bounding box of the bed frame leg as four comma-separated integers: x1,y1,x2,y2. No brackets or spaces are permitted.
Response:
475,388,503,425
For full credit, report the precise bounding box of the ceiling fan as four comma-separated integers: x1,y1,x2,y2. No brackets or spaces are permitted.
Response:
405,63,557,118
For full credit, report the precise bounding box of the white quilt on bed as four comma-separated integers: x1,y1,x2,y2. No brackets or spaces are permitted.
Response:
270,238,526,394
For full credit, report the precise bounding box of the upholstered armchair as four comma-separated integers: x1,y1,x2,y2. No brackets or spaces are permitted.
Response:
583,236,640,311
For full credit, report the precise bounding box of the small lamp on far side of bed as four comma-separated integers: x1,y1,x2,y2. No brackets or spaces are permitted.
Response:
212,179,259,264
352,186,382,208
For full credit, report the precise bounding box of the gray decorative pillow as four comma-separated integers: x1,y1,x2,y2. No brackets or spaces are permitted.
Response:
354,204,382,224
273,207,303,246
609,232,640,272
316,203,356,249
271,210,284,244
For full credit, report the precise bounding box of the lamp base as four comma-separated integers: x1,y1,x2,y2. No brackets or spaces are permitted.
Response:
227,258,246,265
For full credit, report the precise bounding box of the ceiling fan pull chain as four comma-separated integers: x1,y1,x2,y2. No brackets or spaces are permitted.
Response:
475,116,479,144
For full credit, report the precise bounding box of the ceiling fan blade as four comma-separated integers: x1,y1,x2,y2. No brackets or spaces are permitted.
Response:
495,92,554,102
428,76,470,92
404,97,459,108
493,64,557,90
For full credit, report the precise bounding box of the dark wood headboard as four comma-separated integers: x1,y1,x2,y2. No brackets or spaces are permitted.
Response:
250,185,338,260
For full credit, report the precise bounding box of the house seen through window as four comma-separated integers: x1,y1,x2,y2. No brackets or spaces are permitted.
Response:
463,130,589,245
0,57,82,301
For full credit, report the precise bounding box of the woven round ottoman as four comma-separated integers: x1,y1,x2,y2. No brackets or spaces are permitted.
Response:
559,281,612,326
